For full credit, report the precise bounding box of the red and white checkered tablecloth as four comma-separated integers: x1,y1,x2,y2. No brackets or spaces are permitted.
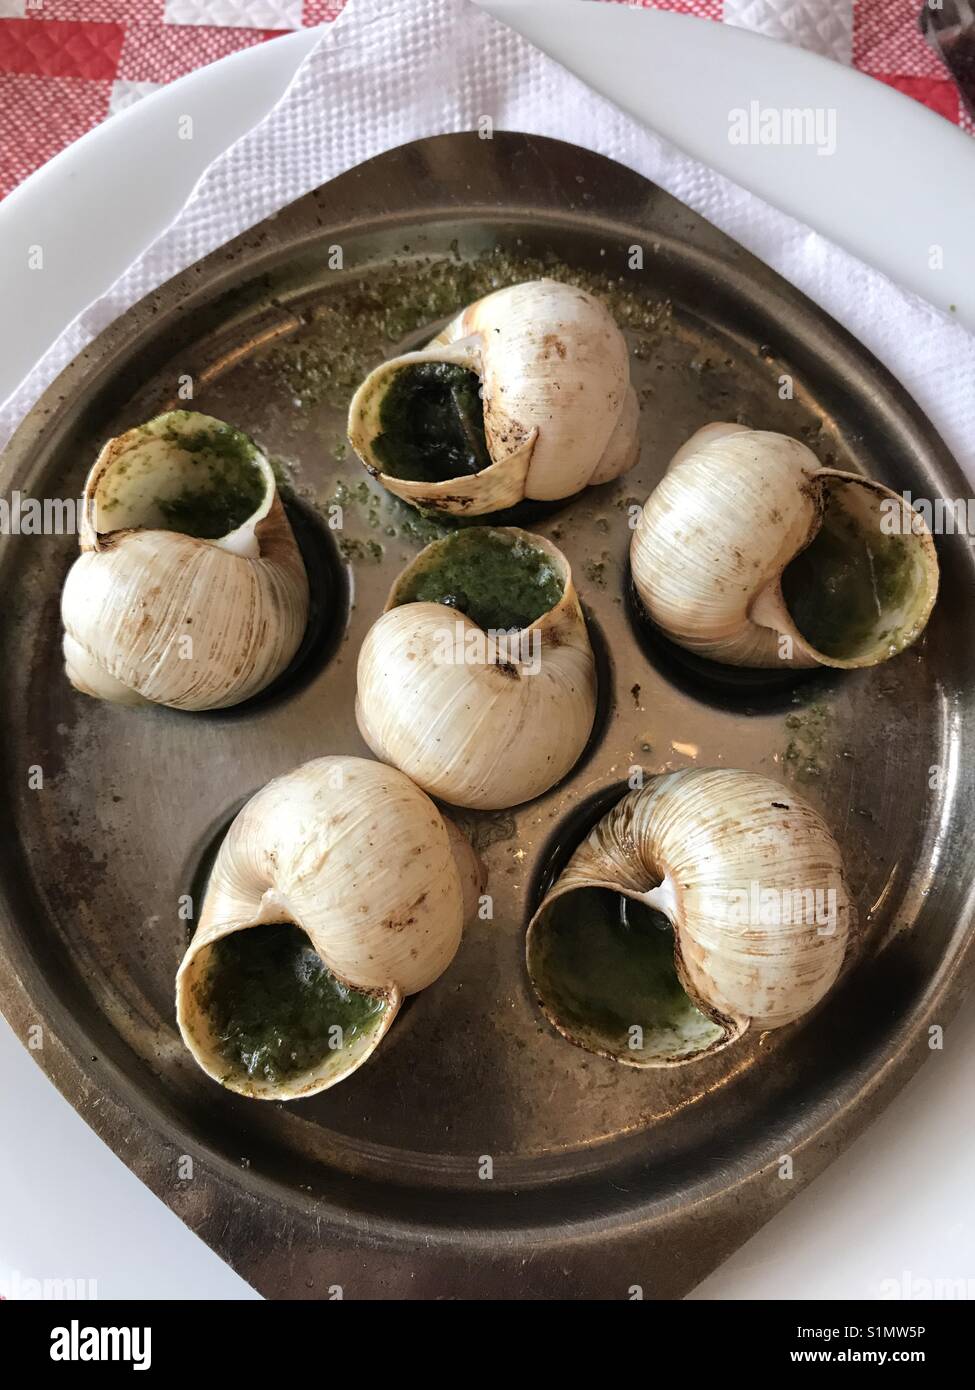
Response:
0,2,963,200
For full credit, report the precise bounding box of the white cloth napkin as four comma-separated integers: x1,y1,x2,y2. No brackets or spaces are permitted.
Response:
2,0,973,485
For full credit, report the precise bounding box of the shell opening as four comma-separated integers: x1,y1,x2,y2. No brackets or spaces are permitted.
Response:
781,478,932,663
390,527,565,632
370,362,491,484
185,921,392,1096
528,885,727,1065
91,411,270,543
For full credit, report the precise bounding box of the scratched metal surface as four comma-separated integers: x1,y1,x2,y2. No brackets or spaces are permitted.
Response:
1,134,973,1299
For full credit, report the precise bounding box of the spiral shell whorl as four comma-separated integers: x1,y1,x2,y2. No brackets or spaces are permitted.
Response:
528,768,854,1067
176,757,473,1099
630,429,823,667
631,423,939,671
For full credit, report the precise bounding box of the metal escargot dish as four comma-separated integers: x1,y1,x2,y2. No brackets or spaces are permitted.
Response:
355,526,597,810
3,133,970,1299
631,423,939,669
61,410,309,710
176,757,481,1099
347,279,639,515
527,768,855,1066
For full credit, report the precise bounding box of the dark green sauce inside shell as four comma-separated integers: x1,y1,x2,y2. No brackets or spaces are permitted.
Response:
371,362,491,483
782,487,917,659
154,418,267,539
200,922,386,1084
530,887,724,1062
393,527,564,631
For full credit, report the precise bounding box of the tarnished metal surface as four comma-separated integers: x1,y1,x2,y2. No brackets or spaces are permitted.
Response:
1,133,973,1299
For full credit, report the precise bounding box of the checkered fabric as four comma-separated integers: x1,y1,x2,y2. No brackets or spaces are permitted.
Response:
0,1,965,198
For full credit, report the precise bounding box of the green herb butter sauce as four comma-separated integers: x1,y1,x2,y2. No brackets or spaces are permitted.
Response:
782,486,917,659
393,527,564,631
372,362,491,483
531,887,724,1062
96,413,266,540
199,922,386,1084
154,420,266,539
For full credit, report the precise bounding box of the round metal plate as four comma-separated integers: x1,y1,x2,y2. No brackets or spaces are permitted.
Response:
1,133,973,1299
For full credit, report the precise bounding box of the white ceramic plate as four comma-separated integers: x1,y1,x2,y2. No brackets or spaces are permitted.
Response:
1,0,973,1301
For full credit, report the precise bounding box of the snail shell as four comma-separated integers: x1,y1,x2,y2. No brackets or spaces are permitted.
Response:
355,527,597,810
61,410,309,709
176,757,482,1100
630,423,939,668
347,279,639,515
527,768,854,1067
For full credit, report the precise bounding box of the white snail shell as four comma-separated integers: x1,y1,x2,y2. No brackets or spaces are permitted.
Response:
527,768,854,1067
61,411,309,709
355,527,597,810
347,278,639,515
630,423,939,668
176,757,482,1100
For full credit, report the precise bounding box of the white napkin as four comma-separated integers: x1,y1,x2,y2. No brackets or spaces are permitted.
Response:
2,0,973,485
